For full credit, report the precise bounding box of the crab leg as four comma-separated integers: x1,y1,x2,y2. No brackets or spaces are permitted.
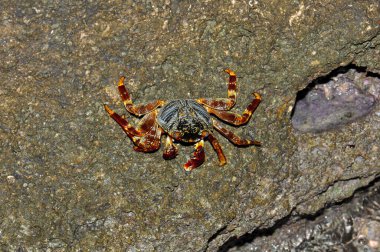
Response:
212,119,261,146
105,105,162,152
133,111,163,152
206,92,261,125
183,140,205,171
117,76,165,116
104,104,142,139
132,125,163,152
207,133,226,166
196,69,238,110
163,135,178,160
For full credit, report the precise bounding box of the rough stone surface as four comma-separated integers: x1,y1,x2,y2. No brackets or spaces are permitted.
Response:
227,179,380,252
292,67,378,133
0,1,379,251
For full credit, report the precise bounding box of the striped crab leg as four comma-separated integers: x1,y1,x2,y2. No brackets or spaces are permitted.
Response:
196,69,238,110
117,76,165,116
212,119,261,146
104,105,163,152
207,133,227,166
205,92,261,125
183,140,205,171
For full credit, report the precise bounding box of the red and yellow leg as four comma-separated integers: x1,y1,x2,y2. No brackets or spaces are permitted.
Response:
196,69,238,110
132,110,163,152
104,104,142,139
206,92,261,125
117,76,165,116
163,135,178,160
105,105,162,152
183,140,205,171
207,133,226,166
212,119,261,146
132,124,163,152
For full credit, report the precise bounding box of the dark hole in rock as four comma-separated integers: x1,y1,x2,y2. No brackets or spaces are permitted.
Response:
291,65,380,133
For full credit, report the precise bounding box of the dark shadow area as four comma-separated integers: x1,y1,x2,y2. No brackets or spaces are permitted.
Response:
217,176,380,251
217,216,291,252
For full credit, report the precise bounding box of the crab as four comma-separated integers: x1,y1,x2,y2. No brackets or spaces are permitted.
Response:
104,69,261,171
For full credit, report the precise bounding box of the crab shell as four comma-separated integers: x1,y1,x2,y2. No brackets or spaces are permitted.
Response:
157,99,212,143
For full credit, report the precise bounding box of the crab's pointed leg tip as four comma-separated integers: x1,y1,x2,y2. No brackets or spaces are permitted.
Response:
254,141,262,146
118,76,126,86
219,161,227,166
103,104,113,115
253,92,262,99
183,164,193,172
224,68,236,76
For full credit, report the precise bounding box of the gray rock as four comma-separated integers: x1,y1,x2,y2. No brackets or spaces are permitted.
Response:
0,1,379,251
227,180,380,252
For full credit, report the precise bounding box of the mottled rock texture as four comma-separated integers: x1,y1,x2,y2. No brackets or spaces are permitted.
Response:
228,180,380,252
292,67,378,133
0,1,379,251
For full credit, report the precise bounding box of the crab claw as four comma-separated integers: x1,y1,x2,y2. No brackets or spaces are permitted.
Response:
163,144,178,160
163,136,178,160
183,140,205,171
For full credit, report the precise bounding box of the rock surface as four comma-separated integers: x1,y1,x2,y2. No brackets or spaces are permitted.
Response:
292,67,378,133
227,179,380,251
0,1,379,251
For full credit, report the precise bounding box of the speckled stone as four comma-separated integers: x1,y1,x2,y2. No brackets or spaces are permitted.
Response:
227,180,380,252
0,1,379,251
